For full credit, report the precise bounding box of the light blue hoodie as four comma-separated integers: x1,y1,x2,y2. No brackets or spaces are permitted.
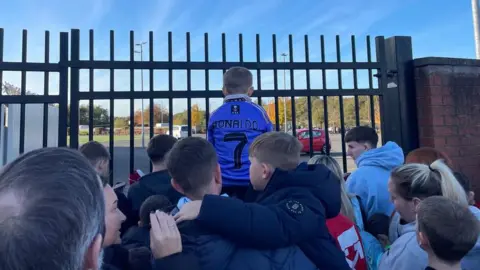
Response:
381,207,480,270
346,141,404,218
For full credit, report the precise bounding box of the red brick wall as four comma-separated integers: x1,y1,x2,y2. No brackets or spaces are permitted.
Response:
414,58,480,199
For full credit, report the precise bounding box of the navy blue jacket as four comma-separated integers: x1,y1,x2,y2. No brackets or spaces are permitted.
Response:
128,170,182,215
122,226,150,250
196,162,350,270
177,220,317,270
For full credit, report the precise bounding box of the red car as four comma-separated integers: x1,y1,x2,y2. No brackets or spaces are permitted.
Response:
296,128,330,154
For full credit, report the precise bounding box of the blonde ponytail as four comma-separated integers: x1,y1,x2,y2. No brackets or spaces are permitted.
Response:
308,155,356,223
429,160,468,206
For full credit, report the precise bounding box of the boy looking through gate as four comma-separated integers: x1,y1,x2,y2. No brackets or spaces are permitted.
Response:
207,67,273,199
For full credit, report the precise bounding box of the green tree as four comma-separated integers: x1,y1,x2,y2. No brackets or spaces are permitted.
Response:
114,118,128,128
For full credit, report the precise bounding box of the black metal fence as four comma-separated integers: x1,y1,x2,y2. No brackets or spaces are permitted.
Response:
0,28,418,184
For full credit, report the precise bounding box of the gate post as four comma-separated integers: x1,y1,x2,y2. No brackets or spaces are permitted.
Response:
69,29,80,149
377,36,418,153
57,32,69,147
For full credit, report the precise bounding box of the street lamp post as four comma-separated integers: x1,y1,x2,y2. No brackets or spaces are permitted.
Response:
473,0,480,59
135,42,147,148
281,53,288,132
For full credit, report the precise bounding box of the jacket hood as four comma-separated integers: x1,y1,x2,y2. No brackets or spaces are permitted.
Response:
139,170,172,193
263,162,341,218
122,226,150,249
356,141,404,170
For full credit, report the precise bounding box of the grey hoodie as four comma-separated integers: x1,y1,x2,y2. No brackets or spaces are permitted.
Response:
379,216,427,270
380,208,480,270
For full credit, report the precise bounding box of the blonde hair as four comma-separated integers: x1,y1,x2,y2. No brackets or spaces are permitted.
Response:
249,132,302,170
390,159,468,206
308,155,356,223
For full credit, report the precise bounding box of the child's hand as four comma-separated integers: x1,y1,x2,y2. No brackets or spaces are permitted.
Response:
174,200,202,223
377,234,391,249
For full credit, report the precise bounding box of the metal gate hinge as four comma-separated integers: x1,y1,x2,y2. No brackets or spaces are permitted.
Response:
373,70,398,79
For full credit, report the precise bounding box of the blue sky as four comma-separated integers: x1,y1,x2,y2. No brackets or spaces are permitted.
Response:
0,0,475,117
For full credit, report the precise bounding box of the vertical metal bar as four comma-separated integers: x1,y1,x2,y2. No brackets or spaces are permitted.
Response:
239,34,243,63
367,36,375,130
19,30,27,154
321,35,330,155
58,32,69,147
42,31,50,147
186,32,192,137
109,30,115,185
222,33,226,74
272,34,280,131
69,30,81,149
129,31,135,174
375,36,388,144
88,29,94,142
351,35,360,126
204,33,210,132
0,29,3,98
336,36,347,172
168,32,173,134
256,34,262,105
305,35,314,157
149,31,154,141
288,35,296,136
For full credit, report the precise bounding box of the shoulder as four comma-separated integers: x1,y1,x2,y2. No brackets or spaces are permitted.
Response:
209,104,227,120
245,101,270,122
127,182,142,197
272,187,326,215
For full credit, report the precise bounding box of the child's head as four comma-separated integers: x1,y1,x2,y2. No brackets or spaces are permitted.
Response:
388,159,468,223
345,126,378,161
166,137,222,200
405,147,453,168
249,132,302,191
308,155,355,222
139,195,173,227
222,67,253,96
79,141,110,178
417,196,480,264
147,134,177,169
454,171,476,205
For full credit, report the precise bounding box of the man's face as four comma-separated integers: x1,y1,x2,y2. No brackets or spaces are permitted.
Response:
102,185,126,247
249,156,272,191
346,141,369,161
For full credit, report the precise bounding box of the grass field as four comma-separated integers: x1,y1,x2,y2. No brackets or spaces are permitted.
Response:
68,135,142,145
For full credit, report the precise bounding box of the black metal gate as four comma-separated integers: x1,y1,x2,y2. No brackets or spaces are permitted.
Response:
0,28,418,184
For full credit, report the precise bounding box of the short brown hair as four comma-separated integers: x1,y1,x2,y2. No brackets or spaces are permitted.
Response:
223,67,253,94
417,196,479,263
345,126,378,148
166,137,217,197
79,141,109,166
249,131,302,170
147,135,177,164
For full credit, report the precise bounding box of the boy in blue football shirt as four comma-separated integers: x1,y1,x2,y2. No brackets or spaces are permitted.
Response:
207,67,273,199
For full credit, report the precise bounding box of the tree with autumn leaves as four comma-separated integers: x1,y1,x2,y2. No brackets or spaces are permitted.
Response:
122,97,380,133
263,96,381,129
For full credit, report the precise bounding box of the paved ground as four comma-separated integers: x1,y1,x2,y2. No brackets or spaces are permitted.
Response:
94,133,358,184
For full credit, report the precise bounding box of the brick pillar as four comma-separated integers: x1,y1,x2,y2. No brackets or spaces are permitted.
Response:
414,58,480,200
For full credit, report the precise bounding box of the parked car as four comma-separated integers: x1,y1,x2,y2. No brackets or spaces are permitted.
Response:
172,125,188,139
296,128,330,154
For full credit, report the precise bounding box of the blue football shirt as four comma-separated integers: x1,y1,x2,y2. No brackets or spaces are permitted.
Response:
207,94,273,186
